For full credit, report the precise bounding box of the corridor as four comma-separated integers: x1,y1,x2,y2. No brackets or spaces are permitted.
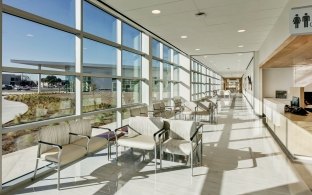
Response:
13,95,312,195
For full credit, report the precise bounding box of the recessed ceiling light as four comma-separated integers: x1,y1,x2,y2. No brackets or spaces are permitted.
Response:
152,10,161,14
180,35,188,39
238,53,243,56
204,56,207,58
237,29,246,33
238,45,244,48
195,48,200,51
26,33,34,37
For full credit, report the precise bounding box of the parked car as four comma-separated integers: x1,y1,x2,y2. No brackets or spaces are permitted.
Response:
2,84,13,90
16,86,31,91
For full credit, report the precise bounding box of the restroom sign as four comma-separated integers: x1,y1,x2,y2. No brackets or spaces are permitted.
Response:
290,5,312,35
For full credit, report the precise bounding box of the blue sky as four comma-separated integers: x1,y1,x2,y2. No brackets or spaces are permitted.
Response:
2,1,141,81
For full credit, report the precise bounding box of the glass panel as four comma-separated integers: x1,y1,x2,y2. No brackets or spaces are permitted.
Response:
173,83,179,97
3,0,75,27
152,39,160,58
82,77,117,113
2,127,49,184
83,111,117,131
83,39,117,75
152,60,160,80
163,63,171,81
122,51,142,78
163,45,171,62
122,23,141,51
83,1,117,42
173,66,179,81
152,80,160,102
122,108,131,125
3,14,75,71
122,79,141,105
163,81,171,99
2,73,75,127
173,51,179,64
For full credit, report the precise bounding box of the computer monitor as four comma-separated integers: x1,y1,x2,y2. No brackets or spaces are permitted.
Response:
291,96,299,107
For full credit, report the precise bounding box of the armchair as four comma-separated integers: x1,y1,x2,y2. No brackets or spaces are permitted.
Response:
159,120,203,175
115,116,166,171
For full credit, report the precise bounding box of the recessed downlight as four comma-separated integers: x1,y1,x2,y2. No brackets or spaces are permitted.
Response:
152,10,161,14
238,53,243,56
237,29,246,33
238,45,244,48
180,35,188,39
195,48,200,51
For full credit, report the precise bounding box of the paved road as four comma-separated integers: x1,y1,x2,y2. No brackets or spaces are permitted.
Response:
2,97,29,124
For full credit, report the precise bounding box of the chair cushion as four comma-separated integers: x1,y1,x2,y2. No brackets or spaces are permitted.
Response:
39,123,70,154
169,120,196,140
41,144,87,165
68,119,92,143
118,135,157,150
162,138,195,155
128,116,164,136
73,137,108,153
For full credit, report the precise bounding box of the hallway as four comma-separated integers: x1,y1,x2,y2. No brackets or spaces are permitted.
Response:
13,95,312,195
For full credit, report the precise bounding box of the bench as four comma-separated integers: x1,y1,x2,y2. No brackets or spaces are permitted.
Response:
33,119,110,190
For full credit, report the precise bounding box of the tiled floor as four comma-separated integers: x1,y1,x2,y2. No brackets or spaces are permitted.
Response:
11,94,312,195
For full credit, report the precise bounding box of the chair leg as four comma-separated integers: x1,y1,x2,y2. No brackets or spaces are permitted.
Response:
57,163,61,190
116,142,118,161
191,150,193,176
154,147,157,172
32,158,39,180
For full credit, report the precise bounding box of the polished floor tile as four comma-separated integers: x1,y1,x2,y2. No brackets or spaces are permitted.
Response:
11,94,312,195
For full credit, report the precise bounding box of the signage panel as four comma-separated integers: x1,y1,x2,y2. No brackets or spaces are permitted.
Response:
290,5,312,35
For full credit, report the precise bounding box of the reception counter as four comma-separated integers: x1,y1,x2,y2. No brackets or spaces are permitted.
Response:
263,98,312,158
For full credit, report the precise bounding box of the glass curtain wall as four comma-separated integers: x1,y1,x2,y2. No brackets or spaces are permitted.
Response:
1,0,144,185
191,59,221,100
151,40,180,105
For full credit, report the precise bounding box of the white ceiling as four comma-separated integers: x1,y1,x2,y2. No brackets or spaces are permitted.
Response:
102,0,288,77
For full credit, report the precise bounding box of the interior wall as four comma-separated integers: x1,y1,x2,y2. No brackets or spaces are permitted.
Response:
262,68,294,98
258,0,312,65
179,54,191,101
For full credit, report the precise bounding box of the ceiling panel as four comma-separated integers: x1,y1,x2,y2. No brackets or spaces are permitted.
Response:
102,0,288,77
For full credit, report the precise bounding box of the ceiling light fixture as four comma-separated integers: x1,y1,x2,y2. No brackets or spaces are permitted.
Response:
238,45,244,48
195,48,200,51
238,53,243,56
180,35,188,39
152,10,161,14
237,29,246,33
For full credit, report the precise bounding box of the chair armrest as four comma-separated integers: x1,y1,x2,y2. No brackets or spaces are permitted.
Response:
153,128,166,142
69,132,91,139
95,127,112,131
190,124,203,141
158,128,169,142
114,125,129,132
38,140,62,150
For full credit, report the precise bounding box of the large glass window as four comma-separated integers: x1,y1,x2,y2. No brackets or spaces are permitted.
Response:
122,23,141,51
173,51,179,64
2,73,75,127
3,0,75,27
3,14,75,71
82,77,117,113
152,60,160,80
152,80,160,102
83,39,117,75
122,79,141,105
163,45,171,62
163,81,171,99
152,39,160,58
83,1,117,42
173,66,179,81
163,63,171,81
122,51,142,78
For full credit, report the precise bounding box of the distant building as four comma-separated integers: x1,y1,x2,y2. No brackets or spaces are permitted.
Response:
2,73,22,86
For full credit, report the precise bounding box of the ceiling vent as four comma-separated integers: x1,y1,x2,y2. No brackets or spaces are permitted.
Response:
195,12,206,17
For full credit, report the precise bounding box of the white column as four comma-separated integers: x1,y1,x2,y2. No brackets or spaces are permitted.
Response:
75,0,82,116
0,0,3,189
116,19,122,126
38,65,41,93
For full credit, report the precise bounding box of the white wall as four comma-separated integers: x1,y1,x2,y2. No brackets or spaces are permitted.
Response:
259,0,312,65
179,54,191,101
263,68,294,98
